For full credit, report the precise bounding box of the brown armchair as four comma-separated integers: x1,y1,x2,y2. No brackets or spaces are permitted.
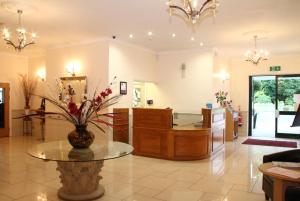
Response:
262,149,300,200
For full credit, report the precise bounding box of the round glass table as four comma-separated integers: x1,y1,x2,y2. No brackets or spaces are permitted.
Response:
28,140,133,201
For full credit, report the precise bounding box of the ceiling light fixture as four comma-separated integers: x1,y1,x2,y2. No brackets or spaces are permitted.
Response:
2,10,36,52
148,31,153,36
172,33,176,37
200,42,204,46
245,35,269,65
191,37,195,41
167,0,219,24
129,34,134,39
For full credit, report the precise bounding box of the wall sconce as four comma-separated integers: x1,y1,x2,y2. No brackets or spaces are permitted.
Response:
36,68,46,81
66,61,80,77
214,70,230,82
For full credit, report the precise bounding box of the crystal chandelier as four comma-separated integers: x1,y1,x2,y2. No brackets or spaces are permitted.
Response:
2,10,36,52
166,0,219,24
245,35,269,65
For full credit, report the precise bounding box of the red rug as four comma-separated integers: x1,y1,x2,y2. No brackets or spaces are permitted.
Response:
242,138,297,148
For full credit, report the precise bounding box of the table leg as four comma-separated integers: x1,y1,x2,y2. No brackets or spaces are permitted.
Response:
56,161,104,201
273,178,284,201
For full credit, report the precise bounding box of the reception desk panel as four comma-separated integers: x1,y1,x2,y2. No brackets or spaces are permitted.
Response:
133,127,168,158
133,108,172,129
169,129,211,160
133,108,225,161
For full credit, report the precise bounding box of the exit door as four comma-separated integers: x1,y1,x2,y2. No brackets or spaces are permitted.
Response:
249,75,300,138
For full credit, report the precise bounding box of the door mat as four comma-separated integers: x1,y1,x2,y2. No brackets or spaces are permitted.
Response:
242,138,297,148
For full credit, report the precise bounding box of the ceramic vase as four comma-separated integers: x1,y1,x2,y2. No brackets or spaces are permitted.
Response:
68,125,95,149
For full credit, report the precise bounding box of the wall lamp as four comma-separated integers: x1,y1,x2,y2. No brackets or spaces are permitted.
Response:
36,68,46,81
66,61,80,77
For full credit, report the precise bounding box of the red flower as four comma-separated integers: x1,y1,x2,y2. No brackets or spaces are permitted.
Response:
95,96,102,103
68,102,79,116
100,91,108,98
106,88,112,95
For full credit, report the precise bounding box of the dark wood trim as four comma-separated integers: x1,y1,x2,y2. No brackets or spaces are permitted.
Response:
248,76,253,137
0,83,10,137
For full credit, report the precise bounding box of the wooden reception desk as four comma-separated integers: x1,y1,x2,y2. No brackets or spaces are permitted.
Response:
132,108,225,161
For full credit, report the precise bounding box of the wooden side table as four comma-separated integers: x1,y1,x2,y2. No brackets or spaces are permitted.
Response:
23,117,33,136
259,163,300,201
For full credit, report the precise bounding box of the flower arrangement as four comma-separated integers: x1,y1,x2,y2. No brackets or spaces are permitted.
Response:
215,91,228,107
17,77,120,148
18,74,38,110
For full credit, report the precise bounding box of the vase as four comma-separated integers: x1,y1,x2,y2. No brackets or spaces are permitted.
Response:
68,125,95,149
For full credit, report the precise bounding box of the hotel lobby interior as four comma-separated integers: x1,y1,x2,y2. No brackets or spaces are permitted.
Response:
1,0,300,201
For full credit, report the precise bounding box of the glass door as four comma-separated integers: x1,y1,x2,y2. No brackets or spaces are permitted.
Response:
276,75,300,138
249,76,276,137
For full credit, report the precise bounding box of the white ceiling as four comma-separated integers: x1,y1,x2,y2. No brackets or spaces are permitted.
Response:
0,0,300,57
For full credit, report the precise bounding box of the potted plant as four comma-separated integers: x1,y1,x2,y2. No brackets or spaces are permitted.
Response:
19,74,38,115
16,78,120,149
215,91,228,107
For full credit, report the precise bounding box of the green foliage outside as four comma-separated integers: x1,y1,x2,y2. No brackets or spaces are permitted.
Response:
253,78,300,105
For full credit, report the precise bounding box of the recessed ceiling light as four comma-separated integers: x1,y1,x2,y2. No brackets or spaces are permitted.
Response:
172,33,176,38
129,34,134,39
191,37,195,41
200,42,204,46
148,31,153,36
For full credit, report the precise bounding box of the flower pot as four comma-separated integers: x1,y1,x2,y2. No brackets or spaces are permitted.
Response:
68,125,95,149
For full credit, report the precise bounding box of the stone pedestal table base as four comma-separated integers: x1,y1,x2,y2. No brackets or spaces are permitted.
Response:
56,161,104,201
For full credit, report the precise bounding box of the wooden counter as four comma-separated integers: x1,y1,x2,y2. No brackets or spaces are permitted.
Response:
132,108,225,161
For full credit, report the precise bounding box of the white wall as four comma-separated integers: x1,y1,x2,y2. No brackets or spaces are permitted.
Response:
213,51,231,104
229,52,300,135
28,56,46,109
156,49,214,113
230,53,300,111
108,41,158,109
44,41,110,141
0,52,29,136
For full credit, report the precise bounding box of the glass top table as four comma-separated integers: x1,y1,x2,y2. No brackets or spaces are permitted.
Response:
28,140,134,162
28,140,134,200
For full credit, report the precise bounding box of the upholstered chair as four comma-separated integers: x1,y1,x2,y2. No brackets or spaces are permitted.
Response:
262,149,300,200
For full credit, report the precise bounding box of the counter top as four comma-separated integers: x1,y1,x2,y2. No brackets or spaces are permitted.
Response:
172,124,209,131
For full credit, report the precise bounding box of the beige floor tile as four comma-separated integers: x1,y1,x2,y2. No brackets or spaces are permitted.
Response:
199,193,224,201
104,182,144,199
136,187,162,197
0,194,13,201
155,188,203,201
224,190,265,201
133,175,175,190
0,136,293,201
166,169,204,182
189,180,233,196
123,194,163,201
0,181,50,199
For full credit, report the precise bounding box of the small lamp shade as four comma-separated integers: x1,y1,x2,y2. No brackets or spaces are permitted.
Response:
291,105,300,127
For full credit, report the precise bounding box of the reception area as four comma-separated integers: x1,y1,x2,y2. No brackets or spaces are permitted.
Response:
1,0,300,201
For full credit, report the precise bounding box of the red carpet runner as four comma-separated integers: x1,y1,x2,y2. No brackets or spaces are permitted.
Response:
242,138,297,148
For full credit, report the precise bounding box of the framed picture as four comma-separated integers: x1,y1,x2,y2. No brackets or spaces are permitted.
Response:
120,81,127,95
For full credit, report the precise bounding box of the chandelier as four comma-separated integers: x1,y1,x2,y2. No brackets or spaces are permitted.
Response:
245,35,269,65
167,0,219,24
2,10,36,52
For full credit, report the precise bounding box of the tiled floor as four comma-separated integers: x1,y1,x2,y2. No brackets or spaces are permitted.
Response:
0,135,297,201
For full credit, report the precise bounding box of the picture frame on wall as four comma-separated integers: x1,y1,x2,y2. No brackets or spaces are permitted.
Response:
120,81,127,95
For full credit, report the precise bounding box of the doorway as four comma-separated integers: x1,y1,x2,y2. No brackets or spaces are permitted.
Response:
0,83,10,137
249,75,300,138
